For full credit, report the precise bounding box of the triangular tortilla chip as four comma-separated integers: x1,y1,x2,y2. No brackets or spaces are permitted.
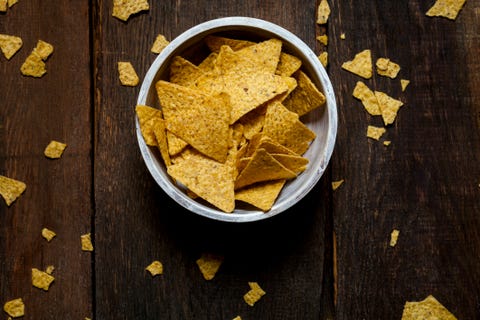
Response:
204,35,255,53
271,154,309,174
166,131,188,156
276,52,302,77
0,175,26,206
426,0,466,20
245,134,296,157
0,34,22,60
135,105,163,146
352,81,381,116
235,180,286,211
283,71,326,116
374,91,404,125
169,56,204,87
152,118,171,166
342,49,373,79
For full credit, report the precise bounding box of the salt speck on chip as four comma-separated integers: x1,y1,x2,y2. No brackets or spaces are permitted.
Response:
42,228,56,242
112,0,149,21
3,298,24,318
32,268,55,291
151,34,169,54
426,0,466,20
316,0,331,24
81,233,94,251
0,34,23,60
0,175,26,206
243,282,266,306
146,260,163,276
44,140,67,159
366,125,386,141
196,253,224,280
118,61,139,86
342,49,373,79
401,295,457,320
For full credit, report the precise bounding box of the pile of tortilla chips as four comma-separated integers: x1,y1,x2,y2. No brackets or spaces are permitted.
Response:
137,35,326,213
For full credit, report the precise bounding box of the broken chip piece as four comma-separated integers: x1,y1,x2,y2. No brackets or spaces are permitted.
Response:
353,81,381,116
146,260,163,276
389,229,400,247
376,58,401,79
0,34,22,60
316,0,331,24
332,179,344,191
41,228,56,242
32,268,55,291
81,233,94,252
318,52,328,67
316,35,328,46
45,265,55,275
375,91,404,125
118,61,139,86
426,0,466,20
342,49,372,79
243,282,266,306
366,125,386,141
33,40,54,60
3,298,24,318
196,253,224,280
44,140,67,159
20,40,53,78
151,34,169,54
383,140,391,146
0,0,6,12
0,175,26,206
401,295,457,320
8,0,17,7
400,79,410,92
112,0,149,21
232,316,242,320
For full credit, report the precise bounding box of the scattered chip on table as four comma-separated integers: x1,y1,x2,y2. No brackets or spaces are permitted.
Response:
367,125,386,141
0,175,26,206
389,229,400,247
353,81,381,116
151,34,169,54
400,79,410,92
401,295,457,319
316,0,331,24
45,265,55,275
44,140,67,159
34,40,54,60
3,298,24,318
232,316,242,320
426,0,466,20
0,34,22,60
41,228,56,242
112,0,149,21
21,52,46,77
375,91,404,125
81,233,94,252
316,35,328,46
146,260,163,276
243,282,266,307
235,180,286,211
340,33,346,40
32,268,55,291
376,58,401,79
332,179,344,191
318,52,328,67
196,253,224,280
342,49,373,79
383,140,391,146
118,61,139,86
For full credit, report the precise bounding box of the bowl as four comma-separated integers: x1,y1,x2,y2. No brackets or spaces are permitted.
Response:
136,17,337,222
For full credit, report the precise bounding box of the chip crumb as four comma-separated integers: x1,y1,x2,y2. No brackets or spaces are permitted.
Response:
118,61,139,86
402,295,457,320
41,228,56,242
3,298,24,318
32,268,55,291
389,229,400,247
196,253,224,280
232,317,241,320
426,0,466,20
342,49,372,79
45,265,55,275
376,57,401,79
316,35,328,46
340,33,346,40
44,140,67,159
318,52,328,67
375,91,404,125
367,125,386,141
316,0,331,24
400,79,410,92
81,233,94,252
0,34,23,60
243,282,266,307
145,260,163,276
0,175,26,206
383,140,391,146
112,0,149,21
151,34,169,54
332,179,344,191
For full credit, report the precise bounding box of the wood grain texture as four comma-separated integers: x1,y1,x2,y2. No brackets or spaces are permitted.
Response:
328,1,480,319
0,1,93,319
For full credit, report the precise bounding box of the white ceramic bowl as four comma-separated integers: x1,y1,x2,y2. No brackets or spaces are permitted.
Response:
136,17,337,222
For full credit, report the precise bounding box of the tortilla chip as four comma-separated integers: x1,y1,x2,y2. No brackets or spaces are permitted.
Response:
169,56,203,87
81,233,94,251
20,51,46,77
400,79,410,92
0,0,6,12
271,154,309,174
245,135,296,158
196,253,224,280
375,91,404,125
41,228,56,242
3,298,24,318
0,34,22,60
152,117,171,166
44,140,67,159
318,52,328,67
426,0,466,20
166,131,188,156
340,33,346,40
45,265,55,275
8,0,17,7
376,58,401,79
366,125,386,140
198,52,218,72
112,0,149,21
389,229,399,247
283,71,325,116
341,49,373,79
383,140,391,146
352,81,381,116
402,295,457,320
146,261,163,276
118,61,139,86
243,282,266,306
276,52,302,77
316,0,331,24
238,105,266,140
135,105,163,146
34,40,53,60
316,35,328,46
332,179,344,191
232,317,242,320
204,35,255,53
0,175,26,206
151,34,169,54
32,268,55,291
235,180,286,211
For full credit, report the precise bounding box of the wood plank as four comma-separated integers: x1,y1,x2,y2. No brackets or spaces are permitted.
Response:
0,1,93,319
93,1,331,319
328,1,480,319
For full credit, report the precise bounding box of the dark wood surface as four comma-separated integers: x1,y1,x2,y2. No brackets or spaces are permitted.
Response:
1,1,479,319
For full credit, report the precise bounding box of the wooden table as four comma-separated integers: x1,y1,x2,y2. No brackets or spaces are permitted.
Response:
1,1,479,319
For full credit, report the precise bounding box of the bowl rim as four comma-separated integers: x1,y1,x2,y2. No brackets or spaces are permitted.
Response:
136,16,337,223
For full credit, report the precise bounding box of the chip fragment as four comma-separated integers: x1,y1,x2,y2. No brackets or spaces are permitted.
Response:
375,91,404,125
232,317,242,320
44,140,67,159
41,228,56,242
276,52,302,77
135,105,163,146
0,34,22,60
340,33,346,40
316,0,331,24
81,233,94,252
3,298,24,318
316,35,328,46
376,58,401,79
151,34,169,54
332,179,344,191
118,61,139,86
383,140,391,146
367,125,386,140
426,0,466,20
401,295,457,319
318,52,328,67
33,40,54,60
243,282,266,306
342,49,373,79
8,0,17,7
353,81,381,116
112,0,149,21
32,268,55,291
196,253,224,280
400,79,410,92
146,260,163,276
0,175,26,206
389,229,400,247
45,265,55,275
20,40,53,78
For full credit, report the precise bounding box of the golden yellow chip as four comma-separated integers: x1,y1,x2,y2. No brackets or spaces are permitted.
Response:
152,117,171,166
426,0,466,20
400,79,410,92
81,233,94,252
235,180,286,211
135,105,163,146
283,71,325,116
169,55,203,87
375,91,404,125
167,149,235,212
3,298,24,318
389,229,399,247
8,0,17,7
316,35,328,46
20,51,46,77
376,58,401,79
271,154,309,174
41,228,56,242
166,131,188,156
383,140,391,146
0,0,6,11
112,0,149,21
318,52,328,67
402,295,457,320
118,61,139,86
196,253,224,280
204,35,254,53
243,282,266,307
32,268,55,291
276,52,302,77
0,34,22,60
0,175,26,206
198,52,218,72
44,140,67,159
352,81,381,116
342,49,373,79
45,265,55,275
238,105,266,140
146,260,163,276
366,125,386,140
151,34,169,54
332,179,344,191
340,33,346,40
245,135,296,157
33,40,53,60
232,316,242,320
316,0,331,24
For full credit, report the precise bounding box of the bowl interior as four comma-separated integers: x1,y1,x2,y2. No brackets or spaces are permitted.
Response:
137,17,337,222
